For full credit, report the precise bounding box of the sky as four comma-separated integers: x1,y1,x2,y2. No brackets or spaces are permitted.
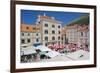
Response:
21,10,89,26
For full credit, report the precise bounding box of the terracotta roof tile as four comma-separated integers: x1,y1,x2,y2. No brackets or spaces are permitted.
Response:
21,24,40,32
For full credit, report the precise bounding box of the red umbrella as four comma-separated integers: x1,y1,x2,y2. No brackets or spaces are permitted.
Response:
48,44,54,50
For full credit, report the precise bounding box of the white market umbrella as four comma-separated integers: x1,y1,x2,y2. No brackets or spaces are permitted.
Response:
43,55,72,62
66,50,89,60
45,51,60,58
35,45,52,52
21,43,32,47
21,46,36,55
50,55,72,61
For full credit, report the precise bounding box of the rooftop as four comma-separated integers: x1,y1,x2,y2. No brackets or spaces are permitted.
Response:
21,24,40,32
78,25,89,32
38,15,62,24
61,27,66,35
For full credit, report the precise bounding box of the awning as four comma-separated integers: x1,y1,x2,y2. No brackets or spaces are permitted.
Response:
21,46,36,55
21,43,32,47
66,50,89,60
33,43,42,47
39,51,48,55
47,55,72,61
35,45,52,52
45,51,60,58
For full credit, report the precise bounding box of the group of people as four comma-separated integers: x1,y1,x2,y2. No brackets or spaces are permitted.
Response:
48,43,89,53
21,43,89,63
21,49,51,63
21,54,38,63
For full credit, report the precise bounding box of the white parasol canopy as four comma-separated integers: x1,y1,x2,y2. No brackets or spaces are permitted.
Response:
66,50,89,60
35,45,52,52
21,46,36,55
45,51,60,58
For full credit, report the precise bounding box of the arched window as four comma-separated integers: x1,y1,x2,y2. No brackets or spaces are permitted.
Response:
58,36,60,40
52,30,55,34
27,39,30,43
52,25,55,28
44,30,48,34
45,36,48,41
52,36,55,40
58,25,60,28
44,23,48,27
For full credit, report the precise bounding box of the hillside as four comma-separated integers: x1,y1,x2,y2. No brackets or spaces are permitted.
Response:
66,15,89,26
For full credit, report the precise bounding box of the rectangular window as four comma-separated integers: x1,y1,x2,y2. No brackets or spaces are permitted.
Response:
45,36,48,41
45,43,48,46
58,41,60,44
22,33,24,36
62,42,63,44
36,33,38,36
52,25,55,28
58,31,60,34
61,37,63,40
52,36,55,40
44,30,48,34
27,39,30,43
21,39,25,44
36,39,39,42
58,36,60,40
81,32,83,36
52,30,55,34
44,23,48,27
28,33,30,36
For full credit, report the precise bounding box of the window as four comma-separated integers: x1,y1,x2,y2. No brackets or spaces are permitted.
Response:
45,36,48,41
81,32,83,36
26,27,29,29
44,23,48,27
52,25,55,28
58,25,60,28
52,36,55,40
52,30,55,34
62,42,63,44
21,39,25,44
58,31,60,34
28,33,30,36
22,33,24,36
38,21,40,24
36,33,38,36
27,39,30,43
36,39,39,42
44,30,48,34
61,37,63,40
65,38,68,44
58,36,60,40
33,27,36,30
86,32,88,37
45,43,48,46
58,41,60,44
